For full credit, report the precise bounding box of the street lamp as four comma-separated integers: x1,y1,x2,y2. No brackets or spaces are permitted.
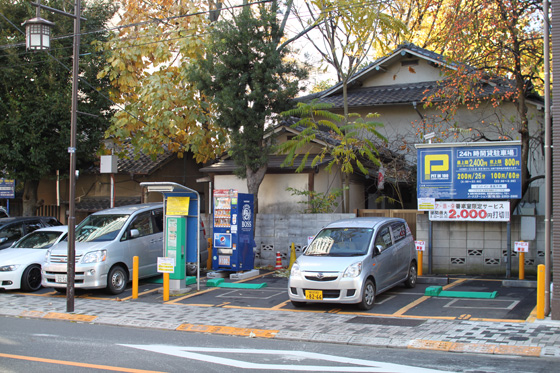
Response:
24,0,83,313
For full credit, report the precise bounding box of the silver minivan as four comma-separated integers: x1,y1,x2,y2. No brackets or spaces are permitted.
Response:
288,217,417,310
42,203,164,294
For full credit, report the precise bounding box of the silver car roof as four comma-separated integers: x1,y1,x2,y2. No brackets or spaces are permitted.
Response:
324,217,404,230
90,203,163,216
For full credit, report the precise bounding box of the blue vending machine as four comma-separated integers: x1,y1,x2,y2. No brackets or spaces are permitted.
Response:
212,189,255,271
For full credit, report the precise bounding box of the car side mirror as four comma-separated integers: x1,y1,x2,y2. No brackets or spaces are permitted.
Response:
373,245,382,256
302,245,308,254
129,229,140,239
0,237,7,244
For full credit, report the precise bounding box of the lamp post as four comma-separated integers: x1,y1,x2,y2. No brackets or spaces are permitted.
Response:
24,0,83,313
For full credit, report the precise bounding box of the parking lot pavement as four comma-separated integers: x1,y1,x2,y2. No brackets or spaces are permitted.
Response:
1,272,559,358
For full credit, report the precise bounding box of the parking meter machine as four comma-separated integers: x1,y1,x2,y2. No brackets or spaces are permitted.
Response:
212,189,255,272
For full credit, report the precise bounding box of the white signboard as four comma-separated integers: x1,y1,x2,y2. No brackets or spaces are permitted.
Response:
415,240,426,251
418,198,436,211
514,241,529,253
429,201,510,222
157,257,176,273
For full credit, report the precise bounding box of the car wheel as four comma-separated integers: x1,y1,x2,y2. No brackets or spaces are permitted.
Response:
358,279,376,310
107,266,128,295
187,263,197,276
404,261,418,288
21,264,42,292
291,300,306,308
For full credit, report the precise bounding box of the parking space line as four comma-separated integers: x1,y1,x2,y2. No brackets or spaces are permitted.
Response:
392,296,431,316
122,287,161,301
442,278,468,290
442,298,520,310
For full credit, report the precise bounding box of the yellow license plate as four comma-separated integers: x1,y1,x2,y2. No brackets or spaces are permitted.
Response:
305,290,323,300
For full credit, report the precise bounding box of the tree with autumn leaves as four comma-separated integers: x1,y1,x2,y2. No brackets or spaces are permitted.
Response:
420,0,545,208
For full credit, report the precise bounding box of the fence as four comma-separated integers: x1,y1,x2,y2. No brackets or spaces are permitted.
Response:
355,209,425,239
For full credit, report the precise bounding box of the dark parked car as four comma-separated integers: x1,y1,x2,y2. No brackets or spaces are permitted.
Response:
0,217,62,250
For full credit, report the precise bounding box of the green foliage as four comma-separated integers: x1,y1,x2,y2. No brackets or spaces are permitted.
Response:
188,2,308,179
279,100,386,176
286,186,347,213
0,0,117,182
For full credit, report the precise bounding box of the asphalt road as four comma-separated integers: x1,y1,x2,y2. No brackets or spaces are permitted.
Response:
0,316,557,373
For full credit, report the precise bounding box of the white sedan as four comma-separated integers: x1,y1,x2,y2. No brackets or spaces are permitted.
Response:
0,225,68,292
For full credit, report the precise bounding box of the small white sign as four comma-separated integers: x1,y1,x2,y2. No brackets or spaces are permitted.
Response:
418,198,436,211
415,240,426,251
157,257,176,273
514,241,529,253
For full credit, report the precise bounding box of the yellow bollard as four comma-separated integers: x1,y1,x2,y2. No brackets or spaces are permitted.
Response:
537,264,545,319
519,252,525,280
417,251,423,277
163,272,170,302
207,238,213,271
132,256,139,299
288,243,296,270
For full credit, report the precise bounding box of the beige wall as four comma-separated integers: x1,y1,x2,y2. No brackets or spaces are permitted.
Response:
362,58,443,87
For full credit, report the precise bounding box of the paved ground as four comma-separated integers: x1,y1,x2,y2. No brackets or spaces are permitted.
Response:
1,273,559,360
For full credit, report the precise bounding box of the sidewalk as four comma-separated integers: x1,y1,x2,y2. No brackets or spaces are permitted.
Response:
1,291,559,359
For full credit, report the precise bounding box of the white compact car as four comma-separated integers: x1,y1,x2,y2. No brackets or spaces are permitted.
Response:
0,226,68,292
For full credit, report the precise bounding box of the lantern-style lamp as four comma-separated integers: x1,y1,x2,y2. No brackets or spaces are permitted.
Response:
22,17,55,51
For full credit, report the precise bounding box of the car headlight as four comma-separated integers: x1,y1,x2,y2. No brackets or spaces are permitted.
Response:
343,262,362,278
290,262,301,277
0,264,19,272
81,250,107,264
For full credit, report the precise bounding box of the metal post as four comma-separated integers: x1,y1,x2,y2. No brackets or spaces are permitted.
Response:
66,0,81,313
506,221,511,279
428,219,433,274
543,0,551,316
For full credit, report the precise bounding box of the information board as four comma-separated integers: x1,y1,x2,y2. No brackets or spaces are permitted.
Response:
429,201,510,222
416,142,522,200
0,178,15,198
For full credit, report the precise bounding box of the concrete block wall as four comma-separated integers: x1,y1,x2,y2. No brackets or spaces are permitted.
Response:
416,214,547,276
202,213,355,268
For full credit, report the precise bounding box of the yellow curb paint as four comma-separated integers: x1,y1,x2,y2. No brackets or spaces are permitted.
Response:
408,339,454,351
393,296,431,316
0,352,166,373
176,323,278,338
409,340,541,357
19,310,46,318
43,312,97,322
494,345,541,357
450,342,497,354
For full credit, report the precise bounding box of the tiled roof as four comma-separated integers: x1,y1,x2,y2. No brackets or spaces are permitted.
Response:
199,155,333,173
306,80,518,109
95,144,176,176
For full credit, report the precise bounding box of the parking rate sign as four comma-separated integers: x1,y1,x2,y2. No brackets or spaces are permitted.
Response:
417,143,522,200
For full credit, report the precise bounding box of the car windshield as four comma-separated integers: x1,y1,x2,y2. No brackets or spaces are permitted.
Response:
75,214,129,242
305,228,373,257
13,231,65,249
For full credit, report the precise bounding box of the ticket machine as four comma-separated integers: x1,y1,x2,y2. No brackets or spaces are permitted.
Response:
212,189,255,271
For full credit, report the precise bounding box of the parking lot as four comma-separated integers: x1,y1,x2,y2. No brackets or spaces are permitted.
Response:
18,271,537,323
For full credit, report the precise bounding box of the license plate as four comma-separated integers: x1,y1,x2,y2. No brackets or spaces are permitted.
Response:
305,290,323,300
55,274,67,283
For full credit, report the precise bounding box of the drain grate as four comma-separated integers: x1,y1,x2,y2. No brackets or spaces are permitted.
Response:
346,316,425,327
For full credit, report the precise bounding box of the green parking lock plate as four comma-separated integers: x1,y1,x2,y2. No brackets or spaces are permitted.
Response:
425,286,443,296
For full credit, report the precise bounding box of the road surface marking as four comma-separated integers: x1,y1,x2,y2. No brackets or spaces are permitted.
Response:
0,352,165,373
121,345,454,372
